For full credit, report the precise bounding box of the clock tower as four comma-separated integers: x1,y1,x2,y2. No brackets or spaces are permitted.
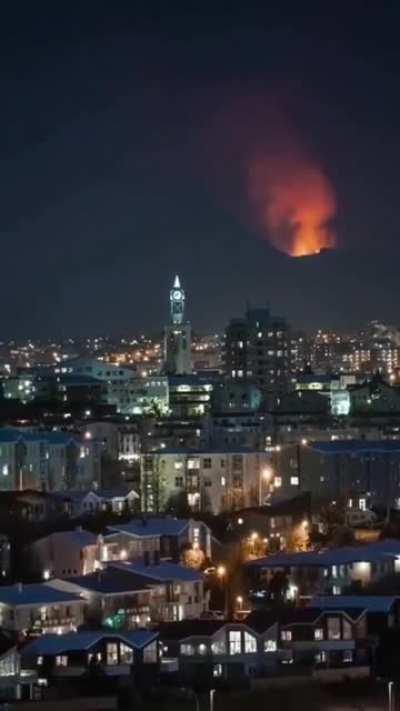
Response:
163,275,192,375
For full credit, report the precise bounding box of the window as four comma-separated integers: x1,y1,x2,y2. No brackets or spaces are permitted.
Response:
187,459,200,470
198,643,207,656
213,664,223,678
274,477,282,488
175,477,183,487
143,641,157,663
180,644,194,656
290,476,299,486
359,498,366,511
331,565,338,578
314,628,324,640
2,464,8,477
211,640,226,655
203,458,212,469
55,655,68,667
281,630,292,641
327,617,341,640
343,650,353,663
315,651,327,664
244,632,257,653
174,462,183,470
229,631,241,655
264,640,277,652
37,656,43,666
221,476,226,487
343,619,352,640
220,459,225,468
332,585,341,595
120,643,133,664
106,643,118,665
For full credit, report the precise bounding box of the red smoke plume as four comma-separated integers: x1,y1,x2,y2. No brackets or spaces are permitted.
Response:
203,93,337,257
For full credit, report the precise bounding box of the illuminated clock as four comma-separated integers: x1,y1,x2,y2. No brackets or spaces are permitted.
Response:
173,290,182,300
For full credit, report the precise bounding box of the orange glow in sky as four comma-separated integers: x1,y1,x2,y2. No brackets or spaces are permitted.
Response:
247,155,336,257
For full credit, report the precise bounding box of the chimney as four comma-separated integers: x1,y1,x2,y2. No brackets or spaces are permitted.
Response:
143,551,151,567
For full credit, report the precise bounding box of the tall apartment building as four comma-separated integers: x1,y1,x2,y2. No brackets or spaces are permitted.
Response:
224,307,292,404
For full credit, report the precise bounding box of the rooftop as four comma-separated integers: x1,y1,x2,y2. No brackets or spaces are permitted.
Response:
107,517,193,538
0,583,82,607
310,595,399,613
246,539,400,569
109,560,203,583
22,630,158,656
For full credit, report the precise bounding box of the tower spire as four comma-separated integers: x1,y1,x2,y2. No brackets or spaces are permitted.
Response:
173,274,181,289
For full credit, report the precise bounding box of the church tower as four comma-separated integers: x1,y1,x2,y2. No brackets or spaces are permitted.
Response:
163,275,192,375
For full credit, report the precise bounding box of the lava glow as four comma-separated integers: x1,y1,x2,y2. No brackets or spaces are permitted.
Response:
247,151,337,257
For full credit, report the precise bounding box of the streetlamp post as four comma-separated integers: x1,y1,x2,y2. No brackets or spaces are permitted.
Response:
388,680,394,711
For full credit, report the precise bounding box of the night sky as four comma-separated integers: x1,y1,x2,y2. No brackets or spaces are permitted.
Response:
2,2,400,337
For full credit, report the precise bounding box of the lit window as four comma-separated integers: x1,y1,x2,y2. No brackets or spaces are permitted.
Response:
55,655,68,667
213,663,223,677
281,630,292,641
180,644,194,656
120,643,133,664
331,565,338,578
229,630,241,655
359,498,366,511
106,643,118,665
244,632,257,653
2,465,8,477
290,476,299,486
174,462,183,470
198,643,207,655
327,617,341,640
274,477,282,488
143,641,157,663
314,628,324,640
211,640,226,654
315,651,327,664
221,476,226,486
333,585,341,595
37,656,43,666
264,640,277,652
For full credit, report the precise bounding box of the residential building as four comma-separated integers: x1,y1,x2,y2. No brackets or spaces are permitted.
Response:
21,630,159,684
224,306,293,404
0,583,85,635
0,427,102,491
141,447,270,514
27,528,102,579
246,539,400,598
0,632,37,701
107,517,212,560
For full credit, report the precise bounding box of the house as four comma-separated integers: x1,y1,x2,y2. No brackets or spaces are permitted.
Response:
27,528,102,579
21,630,159,686
0,631,37,701
276,607,369,667
108,560,207,621
159,619,277,686
47,568,154,629
49,560,207,626
246,539,400,599
309,595,400,635
107,517,212,561
0,583,85,635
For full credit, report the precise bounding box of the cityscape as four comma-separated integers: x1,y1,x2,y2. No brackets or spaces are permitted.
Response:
3,3,400,711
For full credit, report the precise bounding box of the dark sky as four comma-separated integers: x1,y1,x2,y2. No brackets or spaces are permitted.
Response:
2,1,400,337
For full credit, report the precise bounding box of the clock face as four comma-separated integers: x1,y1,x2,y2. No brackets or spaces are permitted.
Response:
173,290,182,301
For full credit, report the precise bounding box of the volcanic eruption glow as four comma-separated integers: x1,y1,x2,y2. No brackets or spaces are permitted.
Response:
247,153,337,257
203,92,337,257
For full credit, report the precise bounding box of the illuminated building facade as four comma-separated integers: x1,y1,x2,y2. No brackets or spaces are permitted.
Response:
163,275,192,376
224,307,292,403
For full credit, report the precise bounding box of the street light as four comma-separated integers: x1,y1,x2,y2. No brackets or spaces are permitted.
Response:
217,565,228,617
236,595,243,610
388,681,394,711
